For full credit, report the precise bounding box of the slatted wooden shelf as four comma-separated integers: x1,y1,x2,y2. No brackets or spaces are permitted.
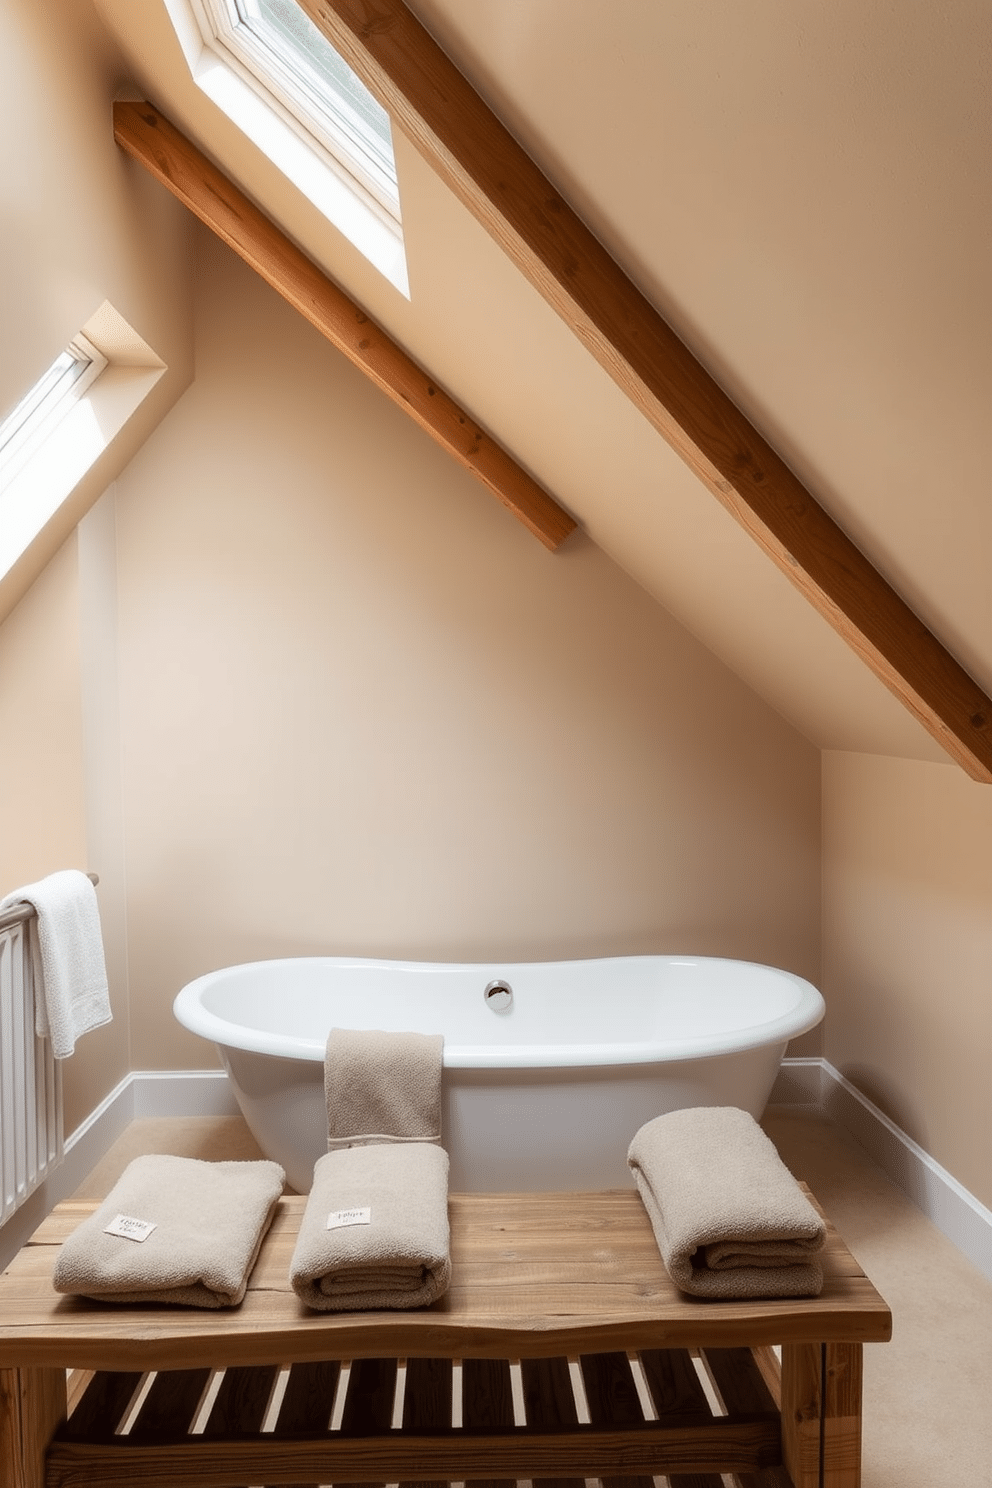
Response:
0,1188,889,1488
48,1346,785,1486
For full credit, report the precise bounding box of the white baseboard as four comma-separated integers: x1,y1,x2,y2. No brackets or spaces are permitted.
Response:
771,1056,992,1285
5,1063,990,1285
0,1070,235,1269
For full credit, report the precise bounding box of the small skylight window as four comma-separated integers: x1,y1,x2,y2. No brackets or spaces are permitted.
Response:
166,0,408,294
0,337,107,490
0,303,166,584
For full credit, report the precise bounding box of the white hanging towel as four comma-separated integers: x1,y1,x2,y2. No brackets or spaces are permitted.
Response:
0,869,111,1058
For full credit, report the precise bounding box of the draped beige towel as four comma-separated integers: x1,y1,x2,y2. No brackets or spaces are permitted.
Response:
0,869,111,1058
53,1155,285,1307
325,1027,443,1148
628,1107,826,1299
290,1143,451,1311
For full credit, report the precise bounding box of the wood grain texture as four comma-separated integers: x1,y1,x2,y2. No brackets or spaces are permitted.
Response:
518,1356,585,1488
201,1363,278,1435
580,1350,654,1488
111,101,575,554
127,1367,211,1439
0,1367,65,1488
0,1191,892,1374
399,1356,452,1488
299,0,992,781
780,1342,824,1488
272,1358,340,1434
44,1416,784,1487
699,1348,793,1488
823,1342,863,1488
59,1370,143,1441
3,1191,884,1488
460,1357,515,1488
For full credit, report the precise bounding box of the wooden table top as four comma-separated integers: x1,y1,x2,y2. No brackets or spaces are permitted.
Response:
0,1188,891,1372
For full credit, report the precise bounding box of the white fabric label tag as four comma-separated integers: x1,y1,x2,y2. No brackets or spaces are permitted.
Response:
104,1213,157,1243
327,1206,372,1230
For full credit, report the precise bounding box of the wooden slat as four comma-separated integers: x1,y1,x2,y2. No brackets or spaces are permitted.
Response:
273,1359,340,1434
668,1475,727,1488
301,0,992,782
59,1370,144,1440
638,1349,724,1488
65,1371,93,1418
518,1356,583,1488
638,1348,711,1421
338,1356,398,1488
44,1415,784,1487
126,1368,210,1439
461,1357,515,1488
400,1356,452,1488
270,1360,341,1488
340,1356,398,1433
579,1351,653,1488
111,101,575,555
749,1345,783,1409
699,1349,792,1488
202,1363,278,1435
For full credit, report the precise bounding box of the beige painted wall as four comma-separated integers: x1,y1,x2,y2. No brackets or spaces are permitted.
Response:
0,536,129,1134
0,0,194,618
0,0,192,1128
112,226,822,1072
822,751,992,1209
0,545,85,890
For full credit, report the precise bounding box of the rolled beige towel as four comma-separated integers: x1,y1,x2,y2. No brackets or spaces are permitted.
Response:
325,1027,443,1148
290,1143,450,1311
53,1155,285,1307
628,1107,826,1299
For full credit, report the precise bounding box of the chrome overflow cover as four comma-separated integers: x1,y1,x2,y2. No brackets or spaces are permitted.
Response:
484,978,513,1012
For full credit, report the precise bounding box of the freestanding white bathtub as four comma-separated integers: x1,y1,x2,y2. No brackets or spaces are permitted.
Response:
174,955,824,1192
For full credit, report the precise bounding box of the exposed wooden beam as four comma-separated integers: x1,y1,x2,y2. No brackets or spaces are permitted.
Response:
112,102,575,554
300,0,992,782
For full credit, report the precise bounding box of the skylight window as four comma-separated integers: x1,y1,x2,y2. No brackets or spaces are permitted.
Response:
0,303,166,583
166,0,409,294
0,337,106,490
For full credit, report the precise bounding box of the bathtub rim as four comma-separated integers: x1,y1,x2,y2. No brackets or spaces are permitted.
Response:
173,953,824,1071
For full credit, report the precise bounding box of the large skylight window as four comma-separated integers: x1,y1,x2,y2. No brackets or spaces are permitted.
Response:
166,0,408,294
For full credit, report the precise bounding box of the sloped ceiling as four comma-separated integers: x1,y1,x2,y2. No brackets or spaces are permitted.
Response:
92,0,992,765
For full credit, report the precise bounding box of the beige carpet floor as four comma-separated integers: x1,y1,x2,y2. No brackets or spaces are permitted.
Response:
73,1108,992,1486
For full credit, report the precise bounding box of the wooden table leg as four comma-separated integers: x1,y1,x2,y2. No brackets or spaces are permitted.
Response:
781,1342,864,1488
823,1342,863,1488
0,1367,67,1488
781,1343,822,1488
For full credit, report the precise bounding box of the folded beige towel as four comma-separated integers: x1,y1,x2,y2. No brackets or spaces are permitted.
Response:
53,1155,285,1307
325,1027,443,1149
628,1107,826,1299
290,1143,451,1311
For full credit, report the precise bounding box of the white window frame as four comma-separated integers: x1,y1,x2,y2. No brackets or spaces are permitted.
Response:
164,0,409,296
0,336,108,491
202,0,397,216
0,304,166,583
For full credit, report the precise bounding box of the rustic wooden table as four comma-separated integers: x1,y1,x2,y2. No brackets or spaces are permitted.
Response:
0,1187,890,1488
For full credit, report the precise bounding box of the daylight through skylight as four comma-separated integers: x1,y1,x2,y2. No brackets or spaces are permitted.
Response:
0,304,166,583
0,337,106,491
170,0,408,292
236,0,397,211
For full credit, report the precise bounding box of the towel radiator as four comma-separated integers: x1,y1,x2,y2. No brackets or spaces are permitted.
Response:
0,914,63,1224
